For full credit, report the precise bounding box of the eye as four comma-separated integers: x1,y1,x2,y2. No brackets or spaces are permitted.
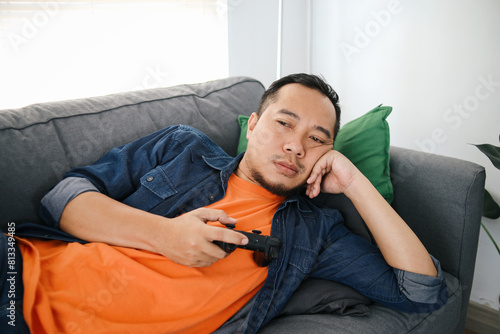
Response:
310,136,325,144
277,120,290,127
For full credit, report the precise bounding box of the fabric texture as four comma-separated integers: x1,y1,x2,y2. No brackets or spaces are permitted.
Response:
236,104,394,203
388,146,485,332
278,278,371,316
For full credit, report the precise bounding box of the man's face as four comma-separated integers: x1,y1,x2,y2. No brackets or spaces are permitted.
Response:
237,83,337,196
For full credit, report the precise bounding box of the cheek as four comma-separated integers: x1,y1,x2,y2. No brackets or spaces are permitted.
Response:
304,148,332,169
250,127,280,148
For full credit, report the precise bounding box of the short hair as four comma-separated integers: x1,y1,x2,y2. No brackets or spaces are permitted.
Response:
257,73,341,139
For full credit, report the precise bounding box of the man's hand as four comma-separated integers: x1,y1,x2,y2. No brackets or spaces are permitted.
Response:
60,192,248,268
155,208,249,267
305,150,361,198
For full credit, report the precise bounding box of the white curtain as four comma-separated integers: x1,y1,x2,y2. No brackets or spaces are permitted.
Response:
0,0,229,109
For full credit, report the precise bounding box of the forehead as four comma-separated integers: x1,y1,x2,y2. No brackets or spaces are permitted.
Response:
265,83,336,130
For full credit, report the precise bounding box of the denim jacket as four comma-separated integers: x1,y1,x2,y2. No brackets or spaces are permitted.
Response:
33,125,447,333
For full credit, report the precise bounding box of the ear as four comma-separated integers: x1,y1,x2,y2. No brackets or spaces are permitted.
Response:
246,112,259,139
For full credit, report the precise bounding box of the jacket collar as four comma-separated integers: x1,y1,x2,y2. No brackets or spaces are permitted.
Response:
203,152,244,189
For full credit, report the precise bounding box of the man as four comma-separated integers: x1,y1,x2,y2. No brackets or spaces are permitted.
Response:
7,74,447,333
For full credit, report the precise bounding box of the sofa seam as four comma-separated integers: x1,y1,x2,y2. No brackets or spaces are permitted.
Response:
0,78,265,132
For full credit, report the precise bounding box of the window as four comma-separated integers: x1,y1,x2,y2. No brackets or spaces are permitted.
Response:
0,0,229,109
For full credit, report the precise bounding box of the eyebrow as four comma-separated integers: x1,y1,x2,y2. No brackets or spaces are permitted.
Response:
278,109,332,139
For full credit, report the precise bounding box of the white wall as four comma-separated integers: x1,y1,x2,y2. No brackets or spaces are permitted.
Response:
228,0,311,87
311,0,500,310
228,0,279,88
229,0,500,311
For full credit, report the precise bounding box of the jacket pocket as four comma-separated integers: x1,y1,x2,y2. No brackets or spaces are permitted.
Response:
289,245,317,274
122,166,178,212
140,167,177,198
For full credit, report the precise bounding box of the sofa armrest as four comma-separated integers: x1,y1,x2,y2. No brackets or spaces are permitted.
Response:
389,146,485,327
389,146,485,279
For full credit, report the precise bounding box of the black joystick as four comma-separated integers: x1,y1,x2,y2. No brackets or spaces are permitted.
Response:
213,224,282,267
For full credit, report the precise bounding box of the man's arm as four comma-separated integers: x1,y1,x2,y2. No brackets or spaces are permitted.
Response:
306,150,437,277
59,190,248,267
39,126,248,268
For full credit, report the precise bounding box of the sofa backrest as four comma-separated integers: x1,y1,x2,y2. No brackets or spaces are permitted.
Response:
0,77,265,226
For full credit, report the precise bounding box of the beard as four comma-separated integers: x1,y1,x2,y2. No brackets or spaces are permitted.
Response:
250,168,304,197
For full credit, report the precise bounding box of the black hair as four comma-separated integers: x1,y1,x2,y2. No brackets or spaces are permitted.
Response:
257,73,341,139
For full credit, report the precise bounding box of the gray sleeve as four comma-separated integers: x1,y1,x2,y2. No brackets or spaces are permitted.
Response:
394,255,447,306
40,177,99,228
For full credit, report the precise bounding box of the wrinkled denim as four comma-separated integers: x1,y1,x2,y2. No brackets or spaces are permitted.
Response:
33,125,447,333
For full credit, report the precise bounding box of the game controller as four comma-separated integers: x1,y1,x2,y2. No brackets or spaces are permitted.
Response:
213,224,282,267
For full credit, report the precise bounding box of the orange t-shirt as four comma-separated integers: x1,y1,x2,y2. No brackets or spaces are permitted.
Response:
18,174,285,334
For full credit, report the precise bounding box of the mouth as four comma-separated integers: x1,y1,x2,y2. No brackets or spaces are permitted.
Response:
274,161,300,177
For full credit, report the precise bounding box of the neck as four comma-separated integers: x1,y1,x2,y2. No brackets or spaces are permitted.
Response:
234,164,256,185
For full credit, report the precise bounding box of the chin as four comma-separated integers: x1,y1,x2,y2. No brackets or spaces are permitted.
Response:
252,170,305,197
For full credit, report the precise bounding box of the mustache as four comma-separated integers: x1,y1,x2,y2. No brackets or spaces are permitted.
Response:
271,155,305,173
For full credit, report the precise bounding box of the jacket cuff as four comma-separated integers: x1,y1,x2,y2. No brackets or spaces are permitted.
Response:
394,255,448,305
39,177,99,228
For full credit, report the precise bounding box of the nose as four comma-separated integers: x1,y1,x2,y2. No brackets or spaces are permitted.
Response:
283,138,304,157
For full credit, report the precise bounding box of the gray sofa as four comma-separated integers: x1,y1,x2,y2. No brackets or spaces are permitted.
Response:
0,77,485,333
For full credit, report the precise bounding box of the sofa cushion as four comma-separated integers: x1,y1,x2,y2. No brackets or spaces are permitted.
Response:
278,278,371,317
0,77,265,226
333,104,394,204
259,272,461,334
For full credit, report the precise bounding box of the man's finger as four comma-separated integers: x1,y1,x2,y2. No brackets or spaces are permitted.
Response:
306,167,324,197
194,208,237,225
307,153,330,185
206,225,248,246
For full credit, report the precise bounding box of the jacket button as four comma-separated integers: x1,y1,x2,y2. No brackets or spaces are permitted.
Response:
146,176,154,182
208,194,215,201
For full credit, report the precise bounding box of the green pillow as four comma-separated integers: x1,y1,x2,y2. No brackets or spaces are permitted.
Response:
235,104,394,203
334,104,393,203
237,115,250,156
